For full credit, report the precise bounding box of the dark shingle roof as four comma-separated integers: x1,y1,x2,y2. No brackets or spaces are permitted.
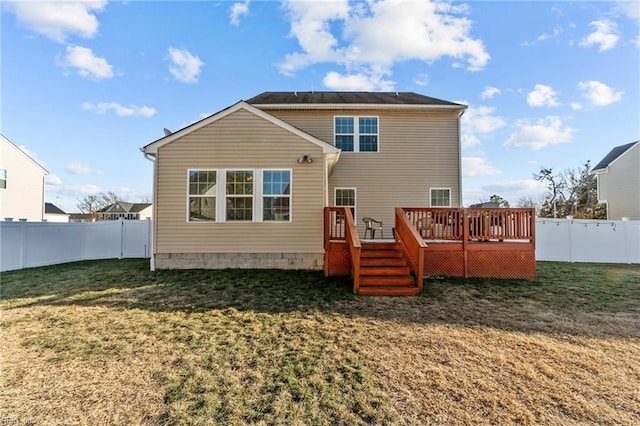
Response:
246,91,464,107
130,203,152,213
44,202,67,215
592,141,639,171
97,202,151,213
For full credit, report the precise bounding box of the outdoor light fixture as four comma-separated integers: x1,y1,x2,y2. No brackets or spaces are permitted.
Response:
297,154,313,164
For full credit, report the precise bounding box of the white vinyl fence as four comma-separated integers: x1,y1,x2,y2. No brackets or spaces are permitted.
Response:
535,219,639,264
1,219,152,272
1,218,638,272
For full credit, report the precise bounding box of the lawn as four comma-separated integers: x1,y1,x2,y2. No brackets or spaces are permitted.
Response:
1,260,639,425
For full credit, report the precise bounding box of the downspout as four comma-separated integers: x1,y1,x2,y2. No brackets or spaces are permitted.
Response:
457,108,466,207
141,149,156,271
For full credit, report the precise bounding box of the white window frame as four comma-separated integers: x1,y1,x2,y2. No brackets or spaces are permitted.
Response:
429,188,451,207
225,169,255,222
0,169,6,189
334,187,357,221
262,169,293,222
333,116,379,153
187,169,218,222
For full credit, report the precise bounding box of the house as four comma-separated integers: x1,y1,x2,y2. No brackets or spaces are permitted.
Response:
44,202,69,222
592,141,640,220
95,202,153,221
142,91,467,273
0,134,48,222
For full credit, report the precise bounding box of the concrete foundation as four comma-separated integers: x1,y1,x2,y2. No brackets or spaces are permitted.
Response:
154,252,324,270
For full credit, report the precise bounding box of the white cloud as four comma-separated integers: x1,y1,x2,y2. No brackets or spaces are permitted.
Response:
82,102,156,117
64,162,96,175
5,1,107,43
527,84,560,107
479,179,548,205
45,174,63,186
462,157,500,177
571,102,583,111
18,145,47,168
280,0,489,88
459,102,506,147
60,45,113,79
613,0,640,23
168,47,204,83
481,86,501,99
577,80,624,106
579,20,620,51
323,70,395,91
230,0,250,26
521,26,563,46
504,116,574,150
413,73,429,86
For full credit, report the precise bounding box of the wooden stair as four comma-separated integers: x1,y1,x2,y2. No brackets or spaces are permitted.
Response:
357,242,421,296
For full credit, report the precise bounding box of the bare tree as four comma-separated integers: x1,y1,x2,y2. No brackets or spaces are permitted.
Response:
534,161,605,219
76,191,121,214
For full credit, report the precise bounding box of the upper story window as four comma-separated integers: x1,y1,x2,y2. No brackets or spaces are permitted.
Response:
0,169,6,189
430,188,451,207
334,116,378,152
188,170,217,221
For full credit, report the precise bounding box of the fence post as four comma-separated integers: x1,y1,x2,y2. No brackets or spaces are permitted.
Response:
568,220,574,263
120,218,125,259
19,221,26,270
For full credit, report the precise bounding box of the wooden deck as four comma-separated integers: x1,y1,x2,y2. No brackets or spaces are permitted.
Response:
324,207,536,295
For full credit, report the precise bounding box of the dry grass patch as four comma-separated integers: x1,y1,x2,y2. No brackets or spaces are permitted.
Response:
1,259,639,424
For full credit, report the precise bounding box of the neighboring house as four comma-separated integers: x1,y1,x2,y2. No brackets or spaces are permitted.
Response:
142,91,466,270
44,202,69,222
68,213,96,223
592,140,640,220
96,202,153,221
0,134,48,222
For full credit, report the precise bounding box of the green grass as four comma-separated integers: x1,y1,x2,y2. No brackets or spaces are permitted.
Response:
1,259,639,425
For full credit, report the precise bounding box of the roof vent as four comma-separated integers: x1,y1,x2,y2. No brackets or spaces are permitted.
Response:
294,91,297,97
163,128,172,136
395,92,399,96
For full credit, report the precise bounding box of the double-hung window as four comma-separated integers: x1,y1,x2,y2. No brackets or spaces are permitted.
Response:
334,116,378,152
226,170,254,221
430,188,451,207
263,170,291,221
188,170,217,221
335,188,356,220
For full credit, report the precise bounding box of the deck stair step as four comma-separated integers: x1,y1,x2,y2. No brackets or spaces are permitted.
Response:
360,275,415,286
361,257,407,267
360,250,403,259
355,242,420,296
357,285,421,296
359,266,411,276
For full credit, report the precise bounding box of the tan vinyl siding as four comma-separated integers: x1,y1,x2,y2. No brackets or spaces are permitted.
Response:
267,109,461,234
598,144,640,220
154,109,325,253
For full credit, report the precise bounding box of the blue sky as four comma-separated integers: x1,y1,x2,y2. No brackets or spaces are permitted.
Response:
2,0,639,212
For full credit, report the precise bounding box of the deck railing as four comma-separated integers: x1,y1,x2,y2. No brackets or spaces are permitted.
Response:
324,207,361,292
402,207,535,242
324,207,347,247
394,208,426,291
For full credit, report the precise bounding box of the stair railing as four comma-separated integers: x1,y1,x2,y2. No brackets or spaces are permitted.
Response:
342,207,362,293
395,208,426,292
